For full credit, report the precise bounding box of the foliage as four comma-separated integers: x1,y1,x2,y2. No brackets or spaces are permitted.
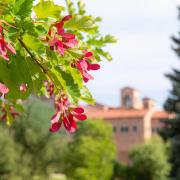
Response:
0,98,68,179
63,119,116,180
0,125,19,179
0,0,116,132
112,136,170,180
160,7,180,180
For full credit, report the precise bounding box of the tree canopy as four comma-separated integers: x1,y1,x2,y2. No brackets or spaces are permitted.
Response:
63,119,116,180
160,7,180,179
112,136,170,180
0,98,68,179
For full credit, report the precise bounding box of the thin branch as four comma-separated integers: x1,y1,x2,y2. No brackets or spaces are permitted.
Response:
18,38,47,74
18,38,62,91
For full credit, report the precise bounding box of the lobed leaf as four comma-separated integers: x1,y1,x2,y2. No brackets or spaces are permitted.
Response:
33,0,64,19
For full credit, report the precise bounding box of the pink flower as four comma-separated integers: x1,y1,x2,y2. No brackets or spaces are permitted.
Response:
44,81,54,97
75,51,100,83
20,83,27,92
49,36,65,56
49,94,87,133
0,82,9,95
47,15,77,56
0,26,16,61
56,15,72,35
49,121,62,132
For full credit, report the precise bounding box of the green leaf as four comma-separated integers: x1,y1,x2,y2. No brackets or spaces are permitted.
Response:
66,0,76,14
13,0,33,19
22,33,45,54
33,0,64,19
96,48,113,61
67,49,84,59
102,35,118,44
55,67,81,104
67,66,83,89
78,1,86,15
80,86,95,104
87,35,117,47
64,15,98,34
0,52,46,102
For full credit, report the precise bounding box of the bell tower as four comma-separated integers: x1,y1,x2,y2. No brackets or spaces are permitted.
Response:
121,87,143,109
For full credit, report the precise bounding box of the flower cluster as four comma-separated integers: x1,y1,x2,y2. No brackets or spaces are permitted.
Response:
44,81,54,97
20,83,27,93
0,25,16,61
0,105,19,121
50,93,87,133
75,51,100,82
47,15,78,56
0,82,9,96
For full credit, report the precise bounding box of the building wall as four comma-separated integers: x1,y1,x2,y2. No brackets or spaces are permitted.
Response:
143,109,155,140
152,118,164,134
106,118,146,162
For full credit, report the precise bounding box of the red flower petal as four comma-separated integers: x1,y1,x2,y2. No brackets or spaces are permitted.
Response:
49,122,62,132
63,39,78,48
82,71,94,81
73,107,84,114
62,33,75,40
57,41,64,55
0,83,9,94
74,114,87,121
56,21,65,35
80,60,88,70
88,63,100,71
49,37,58,47
0,26,3,34
62,15,72,22
69,120,77,133
6,43,16,54
63,117,71,130
51,112,61,124
84,51,93,58
0,54,9,61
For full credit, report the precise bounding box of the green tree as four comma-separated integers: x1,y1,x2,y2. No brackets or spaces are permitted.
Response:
160,7,180,179
11,98,68,179
0,125,19,179
112,137,170,180
0,98,68,179
63,119,116,180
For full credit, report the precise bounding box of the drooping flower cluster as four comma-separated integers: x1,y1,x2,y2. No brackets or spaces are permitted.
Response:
47,15,78,56
0,105,19,121
0,25,16,61
75,51,100,82
44,81,54,97
50,93,87,133
0,83,19,121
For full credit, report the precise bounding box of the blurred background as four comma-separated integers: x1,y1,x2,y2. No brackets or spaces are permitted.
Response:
1,0,180,180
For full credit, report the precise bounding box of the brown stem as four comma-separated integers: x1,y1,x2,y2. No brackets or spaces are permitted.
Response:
18,38,47,74
18,38,62,90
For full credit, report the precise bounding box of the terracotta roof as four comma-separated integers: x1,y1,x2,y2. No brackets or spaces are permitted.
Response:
152,111,174,119
86,108,149,119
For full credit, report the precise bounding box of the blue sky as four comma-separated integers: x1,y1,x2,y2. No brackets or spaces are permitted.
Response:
83,0,180,108
55,0,180,108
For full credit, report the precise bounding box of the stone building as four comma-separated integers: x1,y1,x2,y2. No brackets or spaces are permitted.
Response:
86,87,174,163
